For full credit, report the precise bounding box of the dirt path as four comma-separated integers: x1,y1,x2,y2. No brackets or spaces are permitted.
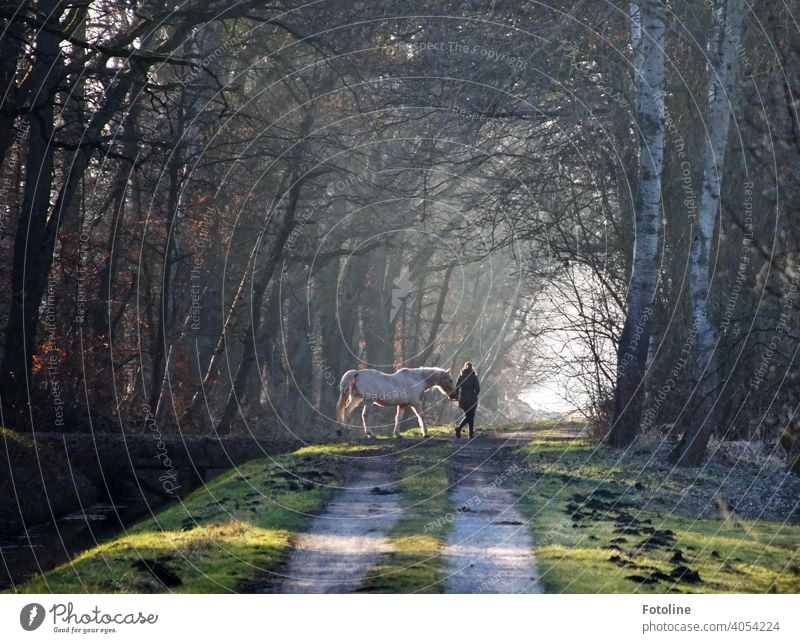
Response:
269,462,403,593
442,433,544,593
261,429,547,593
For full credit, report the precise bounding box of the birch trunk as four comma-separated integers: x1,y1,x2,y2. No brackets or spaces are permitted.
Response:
671,0,746,465
609,0,666,447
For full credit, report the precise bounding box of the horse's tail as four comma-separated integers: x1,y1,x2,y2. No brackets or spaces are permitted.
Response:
336,370,358,422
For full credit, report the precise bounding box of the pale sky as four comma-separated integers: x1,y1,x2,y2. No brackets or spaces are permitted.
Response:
520,383,574,413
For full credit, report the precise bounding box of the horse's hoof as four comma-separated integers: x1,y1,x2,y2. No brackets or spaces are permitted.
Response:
366,433,375,439
394,434,404,439
336,428,343,437
423,434,431,439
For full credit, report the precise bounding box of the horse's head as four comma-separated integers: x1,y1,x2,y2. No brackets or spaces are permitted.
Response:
429,368,455,397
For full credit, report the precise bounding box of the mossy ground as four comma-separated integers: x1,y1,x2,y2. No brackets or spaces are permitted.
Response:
358,435,454,593
12,444,388,593
10,423,799,594
511,431,800,593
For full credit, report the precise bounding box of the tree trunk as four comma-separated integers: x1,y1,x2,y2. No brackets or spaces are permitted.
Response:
671,0,746,465
148,133,183,416
99,102,142,329
0,0,62,429
316,255,364,415
0,53,148,427
214,163,308,435
609,0,666,447
180,224,267,425
416,264,455,366
0,11,26,169
286,270,313,420
361,243,395,368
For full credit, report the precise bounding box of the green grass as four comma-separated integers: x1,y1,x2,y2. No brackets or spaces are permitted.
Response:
363,439,455,592
389,424,455,439
1,426,31,447
511,436,800,593
490,418,589,435
12,422,797,594
12,443,388,593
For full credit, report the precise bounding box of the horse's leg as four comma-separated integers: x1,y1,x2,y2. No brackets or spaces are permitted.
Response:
344,396,362,419
361,403,375,438
393,405,405,438
337,396,362,436
411,405,429,438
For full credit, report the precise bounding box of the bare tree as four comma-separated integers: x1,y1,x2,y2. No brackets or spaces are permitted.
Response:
609,0,666,447
671,0,747,465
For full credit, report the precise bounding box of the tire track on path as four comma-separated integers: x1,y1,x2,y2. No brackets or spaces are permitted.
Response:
266,457,402,593
443,434,543,593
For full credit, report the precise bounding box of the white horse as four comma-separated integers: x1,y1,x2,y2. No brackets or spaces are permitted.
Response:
336,367,455,438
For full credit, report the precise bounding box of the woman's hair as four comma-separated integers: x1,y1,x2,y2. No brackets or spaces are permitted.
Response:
461,361,473,373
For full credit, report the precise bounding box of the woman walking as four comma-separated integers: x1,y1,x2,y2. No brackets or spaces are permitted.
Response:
452,362,480,438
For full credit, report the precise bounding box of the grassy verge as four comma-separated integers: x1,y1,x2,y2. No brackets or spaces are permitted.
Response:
512,435,800,593
362,437,454,592
12,444,388,593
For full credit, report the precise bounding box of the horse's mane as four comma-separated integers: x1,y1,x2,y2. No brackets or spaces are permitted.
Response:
397,366,447,377
410,367,449,387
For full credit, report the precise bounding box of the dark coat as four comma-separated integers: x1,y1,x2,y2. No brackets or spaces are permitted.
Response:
455,369,480,410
